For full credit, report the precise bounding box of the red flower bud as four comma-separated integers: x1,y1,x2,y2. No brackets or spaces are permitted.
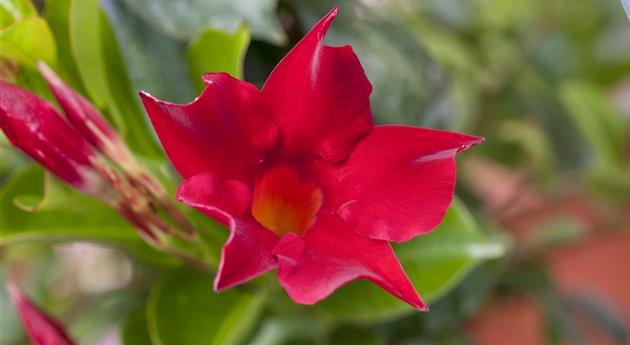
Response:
37,62,133,164
5,281,76,345
1,82,108,198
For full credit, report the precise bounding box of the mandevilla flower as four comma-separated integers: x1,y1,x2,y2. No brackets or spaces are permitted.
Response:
5,281,76,345
142,7,482,309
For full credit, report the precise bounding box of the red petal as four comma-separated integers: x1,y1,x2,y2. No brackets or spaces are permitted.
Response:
320,125,483,243
5,281,76,345
273,214,426,310
261,7,373,162
177,172,279,290
0,82,103,194
37,62,119,153
141,73,277,180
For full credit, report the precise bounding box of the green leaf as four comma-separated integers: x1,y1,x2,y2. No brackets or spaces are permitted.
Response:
559,80,625,171
313,199,507,324
0,0,36,28
69,0,162,157
330,327,383,345
120,0,286,45
147,268,267,345
0,167,174,265
44,0,85,91
122,307,153,345
0,16,56,68
248,317,328,345
100,0,196,104
187,25,250,90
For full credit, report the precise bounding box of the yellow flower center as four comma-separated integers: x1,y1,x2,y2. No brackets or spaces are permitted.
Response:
251,165,323,236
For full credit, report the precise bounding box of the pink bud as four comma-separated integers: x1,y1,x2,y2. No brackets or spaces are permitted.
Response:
0,82,106,197
37,62,125,159
5,281,76,345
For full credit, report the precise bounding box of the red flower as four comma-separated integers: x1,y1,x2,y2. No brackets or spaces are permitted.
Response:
0,82,107,198
140,7,482,310
5,281,76,345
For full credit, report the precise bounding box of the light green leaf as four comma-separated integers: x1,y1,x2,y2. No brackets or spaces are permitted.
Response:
69,0,110,108
69,0,162,157
0,16,56,68
0,0,37,28
0,167,174,265
314,199,507,324
147,268,266,345
44,0,88,92
120,0,285,45
188,25,250,90
122,307,153,345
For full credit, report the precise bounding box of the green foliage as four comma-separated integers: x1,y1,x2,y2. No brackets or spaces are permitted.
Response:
0,15,56,68
67,0,162,157
0,167,174,265
118,0,285,44
188,25,250,90
146,268,267,345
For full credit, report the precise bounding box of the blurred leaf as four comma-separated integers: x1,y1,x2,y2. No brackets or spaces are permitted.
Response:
559,80,625,171
0,167,174,265
43,0,85,91
0,271,24,344
248,316,327,345
0,0,36,28
563,293,630,344
100,0,196,104
330,326,382,345
187,25,250,90
69,291,144,344
119,0,285,45
69,0,162,157
122,307,153,345
0,17,56,68
314,200,506,324
147,268,267,345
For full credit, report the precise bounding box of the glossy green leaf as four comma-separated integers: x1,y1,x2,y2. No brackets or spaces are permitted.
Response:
122,307,153,345
0,167,173,265
0,16,56,68
0,0,37,28
188,25,250,90
120,0,285,44
147,268,267,345
313,199,506,323
69,0,162,157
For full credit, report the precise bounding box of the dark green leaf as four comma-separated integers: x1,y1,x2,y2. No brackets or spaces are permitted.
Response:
120,0,285,44
122,307,154,345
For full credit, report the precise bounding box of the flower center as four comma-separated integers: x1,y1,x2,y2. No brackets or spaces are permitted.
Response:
251,165,323,236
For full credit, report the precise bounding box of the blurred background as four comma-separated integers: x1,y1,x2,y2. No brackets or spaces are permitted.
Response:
1,0,629,344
